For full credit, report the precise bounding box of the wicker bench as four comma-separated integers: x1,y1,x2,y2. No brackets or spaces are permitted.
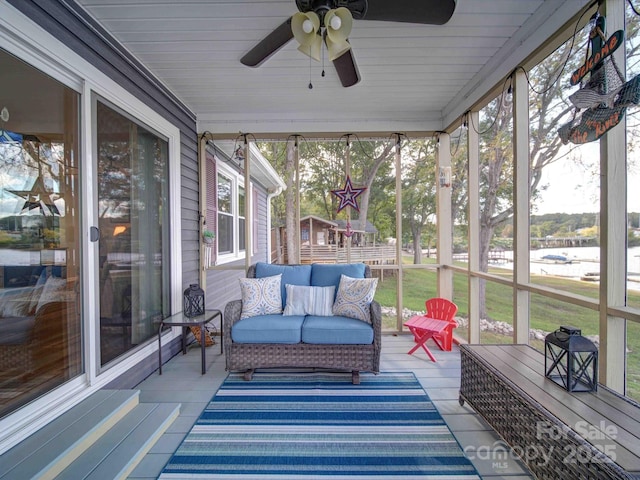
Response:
459,344,640,480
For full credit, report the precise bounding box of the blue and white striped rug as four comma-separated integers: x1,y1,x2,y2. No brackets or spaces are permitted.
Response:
160,371,480,479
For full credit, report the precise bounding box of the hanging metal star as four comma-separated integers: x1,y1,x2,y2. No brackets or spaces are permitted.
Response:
331,175,366,214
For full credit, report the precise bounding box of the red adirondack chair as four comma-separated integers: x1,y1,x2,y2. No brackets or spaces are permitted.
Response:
425,298,458,351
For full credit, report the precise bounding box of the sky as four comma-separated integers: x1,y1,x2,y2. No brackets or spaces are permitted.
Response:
533,141,640,215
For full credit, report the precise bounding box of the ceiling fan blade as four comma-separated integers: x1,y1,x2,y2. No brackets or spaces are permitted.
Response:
333,48,360,88
363,0,456,25
240,18,294,67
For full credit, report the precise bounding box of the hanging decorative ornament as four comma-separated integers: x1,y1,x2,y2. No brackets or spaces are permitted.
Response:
344,221,354,237
331,175,366,213
558,15,640,145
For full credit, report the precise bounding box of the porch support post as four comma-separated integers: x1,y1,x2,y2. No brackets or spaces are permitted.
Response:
513,69,530,344
295,139,301,264
198,133,207,288
345,136,352,263
244,136,251,272
599,0,626,392
467,111,481,344
395,135,404,330
436,132,453,301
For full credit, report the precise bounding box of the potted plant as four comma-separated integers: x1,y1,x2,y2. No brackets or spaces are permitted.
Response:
202,229,215,244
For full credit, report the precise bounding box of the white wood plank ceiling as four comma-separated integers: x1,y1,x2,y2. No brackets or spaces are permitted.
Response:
75,0,593,136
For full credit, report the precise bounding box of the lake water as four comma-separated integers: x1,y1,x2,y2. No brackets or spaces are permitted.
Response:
493,245,640,290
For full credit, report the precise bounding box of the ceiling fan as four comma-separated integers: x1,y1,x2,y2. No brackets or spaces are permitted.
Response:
240,0,457,88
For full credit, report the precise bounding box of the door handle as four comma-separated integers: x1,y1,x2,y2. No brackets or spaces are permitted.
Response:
90,226,100,242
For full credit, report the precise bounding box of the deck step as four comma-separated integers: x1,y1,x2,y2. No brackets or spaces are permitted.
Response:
56,402,180,480
0,389,140,480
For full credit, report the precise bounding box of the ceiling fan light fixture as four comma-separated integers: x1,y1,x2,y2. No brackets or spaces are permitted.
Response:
324,7,353,61
297,36,322,61
293,13,319,41
326,36,351,62
302,19,315,33
325,8,353,41
292,11,322,61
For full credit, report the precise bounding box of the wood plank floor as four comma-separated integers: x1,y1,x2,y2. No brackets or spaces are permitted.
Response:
128,334,534,479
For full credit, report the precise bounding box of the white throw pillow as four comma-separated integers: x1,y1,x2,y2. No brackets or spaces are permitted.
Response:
239,274,283,319
332,274,378,324
283,284,335,316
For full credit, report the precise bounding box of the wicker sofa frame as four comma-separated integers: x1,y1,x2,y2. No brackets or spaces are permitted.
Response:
223,264,381,384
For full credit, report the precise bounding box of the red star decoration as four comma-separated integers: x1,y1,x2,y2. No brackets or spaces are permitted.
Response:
331,175,366,214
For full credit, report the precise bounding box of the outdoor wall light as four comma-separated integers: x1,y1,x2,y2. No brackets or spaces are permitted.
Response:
545,325,598,392
439,166,452,188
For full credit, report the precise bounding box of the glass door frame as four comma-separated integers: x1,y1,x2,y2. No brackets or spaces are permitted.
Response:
86,90,183,381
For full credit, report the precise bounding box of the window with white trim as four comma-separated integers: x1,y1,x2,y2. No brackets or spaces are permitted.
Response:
214,159,250,264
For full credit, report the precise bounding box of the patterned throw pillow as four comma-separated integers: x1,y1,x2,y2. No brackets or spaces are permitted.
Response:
283,285,335,316
332,274,378,324
239,274,283,319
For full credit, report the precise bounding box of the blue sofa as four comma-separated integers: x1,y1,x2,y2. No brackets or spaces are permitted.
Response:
223,263,381,384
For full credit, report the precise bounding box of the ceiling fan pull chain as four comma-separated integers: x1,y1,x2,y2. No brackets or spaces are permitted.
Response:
322,36,326,77
309,45,314,89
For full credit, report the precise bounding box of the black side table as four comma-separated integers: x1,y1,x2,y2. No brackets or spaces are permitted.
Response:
158,309,222,374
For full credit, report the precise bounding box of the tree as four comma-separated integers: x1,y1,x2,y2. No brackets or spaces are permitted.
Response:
350,141,394,235
283,142,299,263
257,141,297,263
401,140,437,264
296,139,395,243
298,141,349,219
459,22,594,319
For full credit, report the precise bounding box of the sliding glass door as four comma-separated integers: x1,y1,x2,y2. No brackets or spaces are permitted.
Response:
0,48,82,417
96,100,170,366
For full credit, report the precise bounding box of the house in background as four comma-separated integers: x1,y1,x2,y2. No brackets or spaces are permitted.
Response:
273,215,394,264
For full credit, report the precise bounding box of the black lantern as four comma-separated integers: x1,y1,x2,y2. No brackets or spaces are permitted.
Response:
183,283,205,318
545,326,598,392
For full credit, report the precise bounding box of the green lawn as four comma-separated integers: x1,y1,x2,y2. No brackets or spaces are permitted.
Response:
374,267,640,401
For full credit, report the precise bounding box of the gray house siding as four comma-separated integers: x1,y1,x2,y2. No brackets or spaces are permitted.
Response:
256,187,269,262
7,0,201,387
204,185,271,312
180,133,201,285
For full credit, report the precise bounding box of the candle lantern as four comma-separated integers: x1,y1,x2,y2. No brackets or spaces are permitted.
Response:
545,325,598,392
183,283,205,318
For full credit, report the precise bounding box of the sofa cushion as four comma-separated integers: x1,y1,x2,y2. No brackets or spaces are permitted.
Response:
283,285,335,316
332,274,378,324
302,315,374,344
231,314,305,344
239,274,283,319
310,263,366,298
255,263,312,308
